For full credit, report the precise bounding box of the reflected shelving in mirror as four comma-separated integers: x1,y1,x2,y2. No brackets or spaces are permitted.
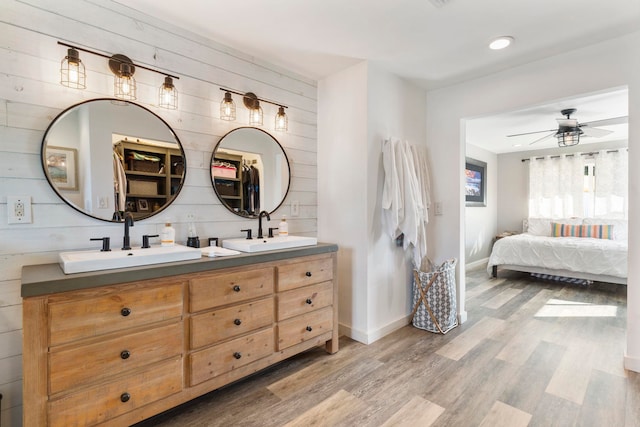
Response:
41,98,186,222
211,127,290,218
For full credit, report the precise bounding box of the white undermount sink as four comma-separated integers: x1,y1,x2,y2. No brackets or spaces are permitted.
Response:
222,235,318,253
59,244,202,274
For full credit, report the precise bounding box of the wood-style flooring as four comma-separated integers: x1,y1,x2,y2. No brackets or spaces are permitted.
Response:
136,268,639,426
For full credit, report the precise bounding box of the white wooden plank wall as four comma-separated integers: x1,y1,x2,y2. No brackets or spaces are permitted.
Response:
0,1,319,424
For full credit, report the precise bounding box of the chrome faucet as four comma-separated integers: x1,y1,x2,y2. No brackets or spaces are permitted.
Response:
257,210,270,239
122,212,134,250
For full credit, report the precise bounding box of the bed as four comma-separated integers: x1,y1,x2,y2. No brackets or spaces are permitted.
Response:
487,217,628,285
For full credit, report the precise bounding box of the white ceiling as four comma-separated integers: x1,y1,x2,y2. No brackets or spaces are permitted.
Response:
117,0,638,153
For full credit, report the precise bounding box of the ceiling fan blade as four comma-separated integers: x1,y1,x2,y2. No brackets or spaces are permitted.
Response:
507,128,556,138
528,132,555,145
582,116,628,127
581,127,613,138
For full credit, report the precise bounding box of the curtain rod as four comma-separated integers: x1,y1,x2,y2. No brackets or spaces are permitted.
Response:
520,149,626,162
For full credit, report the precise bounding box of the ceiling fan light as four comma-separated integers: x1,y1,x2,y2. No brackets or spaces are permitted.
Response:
556,129,582,147
489,36,514,50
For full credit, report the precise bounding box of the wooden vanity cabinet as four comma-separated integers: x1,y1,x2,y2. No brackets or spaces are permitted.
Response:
23,251,338,426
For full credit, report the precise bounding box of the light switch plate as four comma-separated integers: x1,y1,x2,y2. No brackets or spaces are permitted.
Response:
8,195,32,224
291,200,300,217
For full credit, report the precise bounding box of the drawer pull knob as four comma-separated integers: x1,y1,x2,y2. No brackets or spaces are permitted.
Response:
306,326,313,332
233,352,242,359
120,350,131,360
121,307,131,317
306,298,313,305
233,285,241,292
234,318,242,326
120,392,131,403
305,271,312,277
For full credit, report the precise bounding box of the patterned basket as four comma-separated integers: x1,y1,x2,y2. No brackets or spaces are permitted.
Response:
411,258,458,334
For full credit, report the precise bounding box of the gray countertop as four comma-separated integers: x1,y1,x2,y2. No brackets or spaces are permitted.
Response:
22,243,338,298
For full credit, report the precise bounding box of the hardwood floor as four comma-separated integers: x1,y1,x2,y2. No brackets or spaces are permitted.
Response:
136,268,639,426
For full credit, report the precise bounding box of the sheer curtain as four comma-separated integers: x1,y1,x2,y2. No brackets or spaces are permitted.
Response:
528,154,584,218
594,149,628,218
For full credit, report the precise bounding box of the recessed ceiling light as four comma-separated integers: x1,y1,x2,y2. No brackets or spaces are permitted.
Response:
489,36,514,50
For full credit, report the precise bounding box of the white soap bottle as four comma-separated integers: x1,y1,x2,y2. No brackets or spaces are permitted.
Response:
161,222,175,246
279,216,288,236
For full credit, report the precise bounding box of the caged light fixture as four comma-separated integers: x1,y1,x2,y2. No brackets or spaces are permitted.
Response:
220,91,236,120
159,76,178,110
219,88,288,131
57,41,179,109
110,54,137,100
60,48,86,89
246,94,264,126
275,106,288,132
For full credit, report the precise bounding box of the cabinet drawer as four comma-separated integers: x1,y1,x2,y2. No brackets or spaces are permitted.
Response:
49,322,182,395
190,297,274,349
190,267,274,312
48,357,182,427
277,306,333,351
189,328,274,386
277,281,333,321
278,257,333,292
49,284,183,346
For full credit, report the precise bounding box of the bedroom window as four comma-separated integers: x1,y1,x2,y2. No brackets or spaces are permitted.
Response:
528,149,627,219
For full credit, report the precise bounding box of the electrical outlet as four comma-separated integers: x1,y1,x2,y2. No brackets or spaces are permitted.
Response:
8,196,32,224
291,200,300,217
98,196,109,209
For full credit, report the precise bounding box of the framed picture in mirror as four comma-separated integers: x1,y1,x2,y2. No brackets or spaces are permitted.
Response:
136,199,149,212
45,146,78,191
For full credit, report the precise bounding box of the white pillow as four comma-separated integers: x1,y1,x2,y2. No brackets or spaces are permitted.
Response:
527,217,582,236
583,218,628,241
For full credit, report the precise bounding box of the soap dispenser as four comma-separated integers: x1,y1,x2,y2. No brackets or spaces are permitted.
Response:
279,216,288,236
186,216,200,248
161,222,175,247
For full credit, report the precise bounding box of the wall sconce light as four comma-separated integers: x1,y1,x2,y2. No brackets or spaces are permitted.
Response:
60,48,86,89
245,93,264,126
219,88,288,131
275,106,288,132
57,41,179,108
220,91,236,120
159,76,178,110
110,54,137,100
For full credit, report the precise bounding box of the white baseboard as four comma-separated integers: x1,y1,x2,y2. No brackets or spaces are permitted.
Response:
339,315,412,345
465,257,489,271
458,310,468,324
624,352,640,373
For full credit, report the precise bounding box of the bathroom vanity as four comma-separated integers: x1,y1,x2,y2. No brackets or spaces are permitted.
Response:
22,244,338,426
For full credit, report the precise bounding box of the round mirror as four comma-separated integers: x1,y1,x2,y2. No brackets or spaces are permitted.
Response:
211,127,290,217
42,98,186,222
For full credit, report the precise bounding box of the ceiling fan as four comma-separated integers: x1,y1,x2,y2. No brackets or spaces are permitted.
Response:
507,108,628,147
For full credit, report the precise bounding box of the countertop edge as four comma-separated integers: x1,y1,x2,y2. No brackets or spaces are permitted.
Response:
21,243,338,298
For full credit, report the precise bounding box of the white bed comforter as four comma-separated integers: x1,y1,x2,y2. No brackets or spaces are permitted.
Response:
487,233,628,279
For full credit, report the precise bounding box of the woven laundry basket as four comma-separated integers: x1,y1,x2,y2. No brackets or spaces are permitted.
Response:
411,258,458,334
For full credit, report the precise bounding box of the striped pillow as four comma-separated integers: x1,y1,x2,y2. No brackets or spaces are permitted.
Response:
550,222,614,239
551,222,582,237
581,224,614,239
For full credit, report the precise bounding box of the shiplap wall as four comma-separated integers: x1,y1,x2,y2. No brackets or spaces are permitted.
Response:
0,1,318,424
